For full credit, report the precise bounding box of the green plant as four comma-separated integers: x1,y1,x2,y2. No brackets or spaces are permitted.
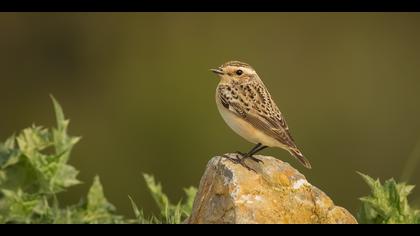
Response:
0,97,196,224
0,97,123,223
129,174,196,224
357,172,420,224
5,96,420,224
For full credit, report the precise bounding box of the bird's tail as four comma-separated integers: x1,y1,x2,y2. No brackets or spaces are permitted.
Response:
288,147,312,169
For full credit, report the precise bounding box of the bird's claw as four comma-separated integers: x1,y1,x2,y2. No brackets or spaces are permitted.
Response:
222,154,257,173
235,151,245,157
249,156,264,164
234,151,264,164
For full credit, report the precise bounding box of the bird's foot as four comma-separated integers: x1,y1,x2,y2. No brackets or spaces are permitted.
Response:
221,152,259,173
230,156,256,172
234,151,245,157
248,156,264,164
234,151,264,164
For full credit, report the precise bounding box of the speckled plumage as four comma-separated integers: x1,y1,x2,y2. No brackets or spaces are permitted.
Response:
213,61,311,169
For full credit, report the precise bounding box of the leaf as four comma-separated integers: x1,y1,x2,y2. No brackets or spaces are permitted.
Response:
0,189,47,223
172,202,183,224
82,176,123,224
141,173,197,224
128,195,141,219
143,173,170,216
0,134,20,168
128,195,155,224
87,176,114,211
51,95,81,162
357,172,420,224
182,186,197,215
53,164,81,188
16,126,51,159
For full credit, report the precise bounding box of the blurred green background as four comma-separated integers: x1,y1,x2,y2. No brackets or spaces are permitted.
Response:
1,13,420,217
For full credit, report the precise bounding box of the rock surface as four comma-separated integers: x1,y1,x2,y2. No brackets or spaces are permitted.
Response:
187,154,357,224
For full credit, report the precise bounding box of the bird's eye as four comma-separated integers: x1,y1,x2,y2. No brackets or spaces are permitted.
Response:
236,70,243,76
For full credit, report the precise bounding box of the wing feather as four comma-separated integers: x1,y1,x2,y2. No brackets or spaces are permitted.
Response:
218,90,297,148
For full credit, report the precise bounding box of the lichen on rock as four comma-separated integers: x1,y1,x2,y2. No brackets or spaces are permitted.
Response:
187,154,357,224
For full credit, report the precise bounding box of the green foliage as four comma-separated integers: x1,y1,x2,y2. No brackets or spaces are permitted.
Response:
0,97,122,223
357,172,420,224
15,96,420,224
0,97,196,224
130,174,197,224
128,175,197,224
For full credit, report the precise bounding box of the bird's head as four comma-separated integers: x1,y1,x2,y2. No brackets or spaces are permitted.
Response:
210,61,257,83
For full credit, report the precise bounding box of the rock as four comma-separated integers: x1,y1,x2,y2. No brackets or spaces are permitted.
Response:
187,154,357,224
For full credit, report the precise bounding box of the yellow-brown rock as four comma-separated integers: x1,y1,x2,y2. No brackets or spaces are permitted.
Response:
187,154,357,224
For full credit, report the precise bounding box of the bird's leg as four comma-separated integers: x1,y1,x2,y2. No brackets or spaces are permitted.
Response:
235,143,261,159
241,143,267,163
247,145,267,163
220,144,259,172
229,143,265,168
226,143,268,172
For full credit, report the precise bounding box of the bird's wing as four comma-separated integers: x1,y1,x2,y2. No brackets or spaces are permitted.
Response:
219,85,312,169
218,90,297,148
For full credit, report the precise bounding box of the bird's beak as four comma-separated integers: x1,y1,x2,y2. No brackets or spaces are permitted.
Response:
210,68,224,75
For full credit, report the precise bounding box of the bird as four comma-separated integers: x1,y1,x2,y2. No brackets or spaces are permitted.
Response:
211,60,311,171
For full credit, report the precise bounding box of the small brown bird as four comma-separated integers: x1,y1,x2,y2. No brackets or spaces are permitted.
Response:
211,60,311,170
